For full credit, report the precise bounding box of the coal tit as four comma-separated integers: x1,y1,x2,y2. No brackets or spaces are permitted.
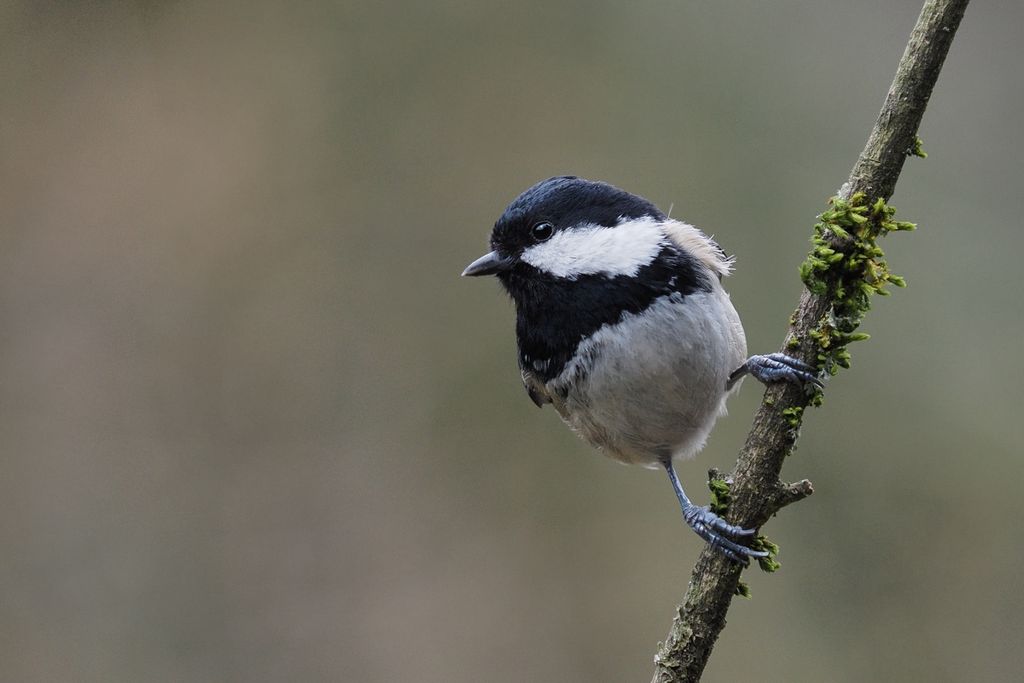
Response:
463,176,820,562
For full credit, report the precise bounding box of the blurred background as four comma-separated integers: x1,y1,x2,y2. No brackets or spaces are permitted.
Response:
1,1,1021,681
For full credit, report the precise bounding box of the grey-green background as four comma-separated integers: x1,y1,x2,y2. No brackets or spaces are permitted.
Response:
2,1,1021,681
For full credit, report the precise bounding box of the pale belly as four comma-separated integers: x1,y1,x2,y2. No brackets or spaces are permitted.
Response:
546,289,747,467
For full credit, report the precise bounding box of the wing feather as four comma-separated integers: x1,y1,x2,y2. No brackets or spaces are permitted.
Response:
521,369,551,407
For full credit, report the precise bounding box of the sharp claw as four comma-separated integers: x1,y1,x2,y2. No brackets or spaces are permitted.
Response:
713,543,744,564
683,505,767,562
742,353,824,389
763,352,815,373
692,506,756,536
705,529,767,561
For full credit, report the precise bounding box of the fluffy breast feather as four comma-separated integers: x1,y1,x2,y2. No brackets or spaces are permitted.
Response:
543,288,747,467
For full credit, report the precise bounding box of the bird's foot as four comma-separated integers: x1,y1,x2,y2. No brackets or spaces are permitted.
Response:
682,504,768,564
729,353,823,390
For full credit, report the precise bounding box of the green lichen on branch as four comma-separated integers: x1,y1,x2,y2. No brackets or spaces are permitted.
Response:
908,135,928,158
751,535,781,573
798,193,915,379
781,406,804,429
707,474,731,516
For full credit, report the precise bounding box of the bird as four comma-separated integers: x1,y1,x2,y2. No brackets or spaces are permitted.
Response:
462,176,821,562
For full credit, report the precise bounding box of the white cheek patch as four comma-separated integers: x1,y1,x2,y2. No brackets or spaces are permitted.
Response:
521,216,667,278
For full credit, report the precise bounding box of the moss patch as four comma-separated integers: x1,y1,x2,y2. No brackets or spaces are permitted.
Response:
798,193,915,386
707,475,732,516
908,135,928,158
752,535,782,573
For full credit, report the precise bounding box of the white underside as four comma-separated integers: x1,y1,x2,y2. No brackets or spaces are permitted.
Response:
544,284,747,468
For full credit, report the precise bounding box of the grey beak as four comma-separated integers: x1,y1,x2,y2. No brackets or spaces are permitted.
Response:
461,250,513,277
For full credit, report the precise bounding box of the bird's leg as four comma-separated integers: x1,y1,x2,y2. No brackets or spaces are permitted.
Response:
727,352,823,391
662,458,767,563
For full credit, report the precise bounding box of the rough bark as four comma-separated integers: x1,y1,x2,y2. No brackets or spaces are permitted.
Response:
650,1,970,681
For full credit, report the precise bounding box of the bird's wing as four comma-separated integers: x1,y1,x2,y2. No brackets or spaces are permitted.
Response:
521,369,552,407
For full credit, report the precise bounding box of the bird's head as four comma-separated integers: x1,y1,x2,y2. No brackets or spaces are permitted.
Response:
461,176,670,291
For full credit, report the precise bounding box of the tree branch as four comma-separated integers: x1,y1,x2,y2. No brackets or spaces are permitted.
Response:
650,1,969,680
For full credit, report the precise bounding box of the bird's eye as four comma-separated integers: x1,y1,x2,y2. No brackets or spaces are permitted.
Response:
531,222,554,242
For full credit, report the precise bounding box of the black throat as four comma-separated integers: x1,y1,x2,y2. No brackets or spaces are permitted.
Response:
499,245,712,383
